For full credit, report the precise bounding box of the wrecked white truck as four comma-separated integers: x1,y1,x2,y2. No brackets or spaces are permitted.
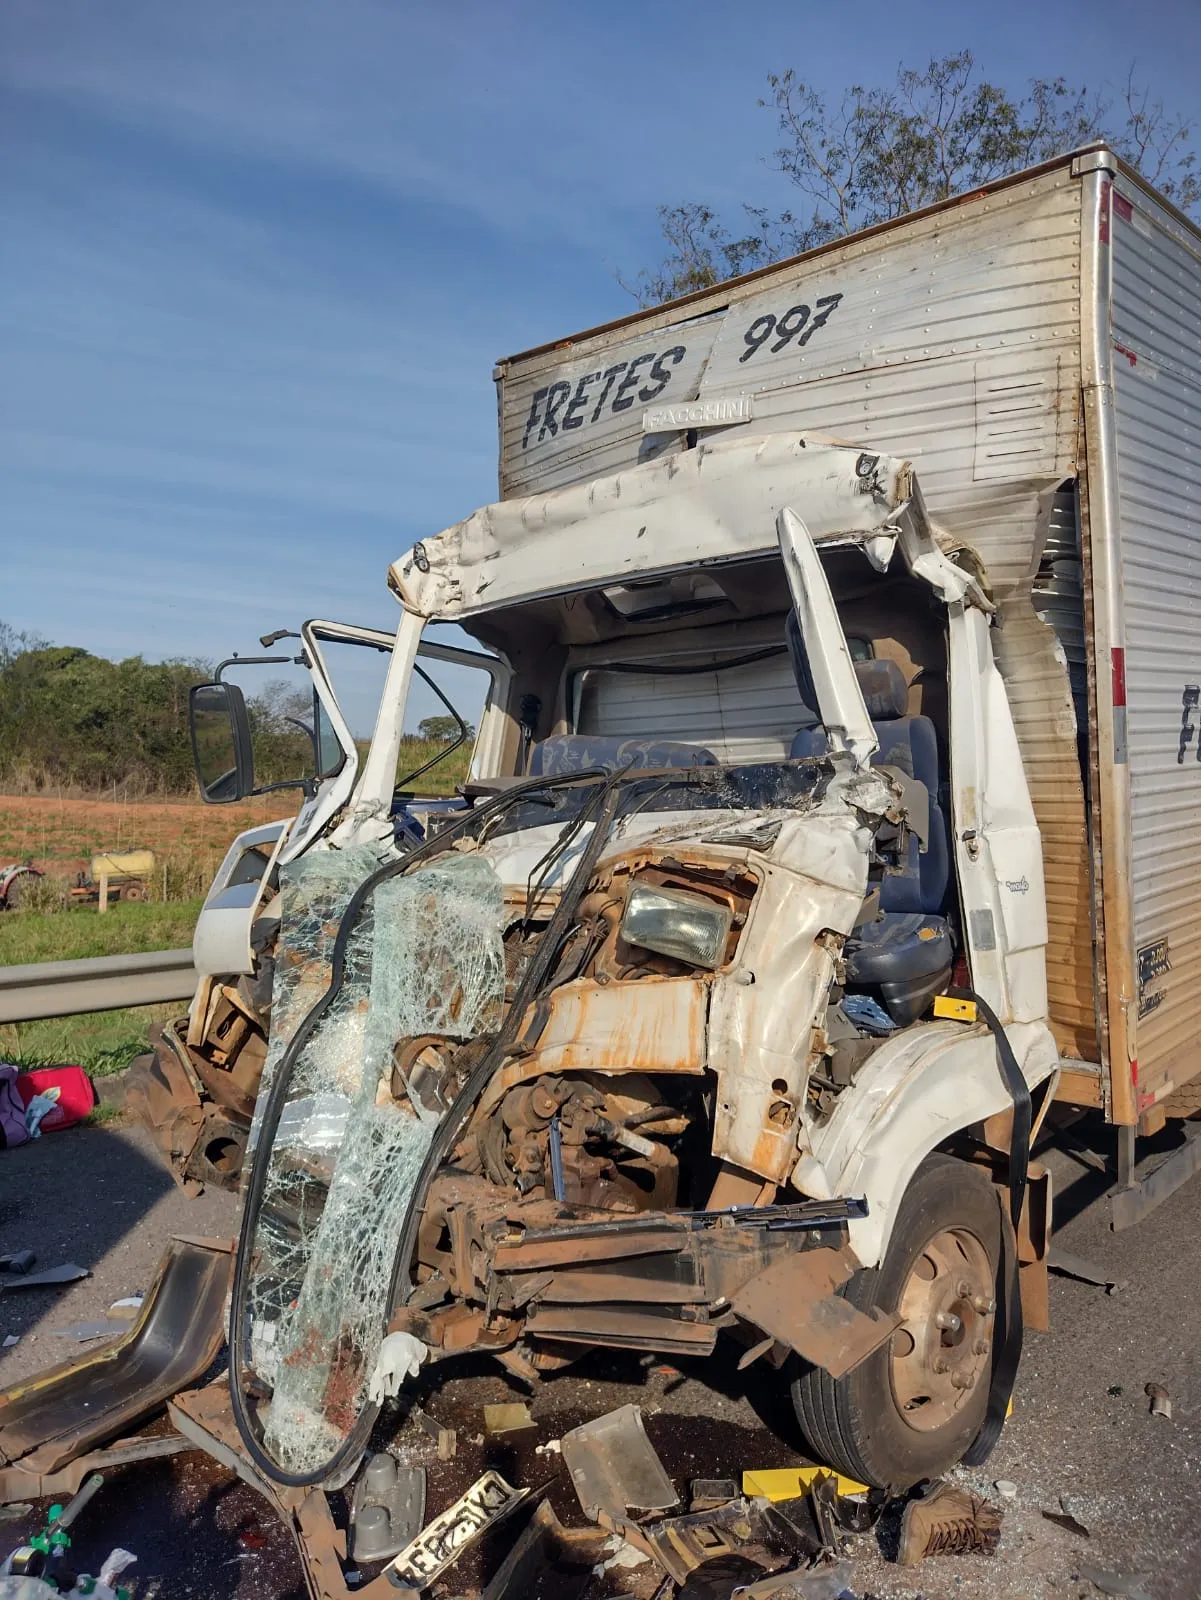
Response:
7,143,1201,1584
212,439,1043,1497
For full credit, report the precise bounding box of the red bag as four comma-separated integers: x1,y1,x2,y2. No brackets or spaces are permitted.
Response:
14,1065,97,1133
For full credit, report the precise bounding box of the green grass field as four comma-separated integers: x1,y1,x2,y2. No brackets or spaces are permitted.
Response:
0,898,201,966
0,899,203,1076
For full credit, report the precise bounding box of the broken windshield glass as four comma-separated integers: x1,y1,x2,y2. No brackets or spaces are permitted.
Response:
235,843,505,1478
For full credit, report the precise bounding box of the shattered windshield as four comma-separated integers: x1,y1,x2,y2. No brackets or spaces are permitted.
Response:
235,843,505,1479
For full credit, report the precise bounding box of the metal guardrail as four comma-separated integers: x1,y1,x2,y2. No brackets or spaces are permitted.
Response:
0,949,197,1024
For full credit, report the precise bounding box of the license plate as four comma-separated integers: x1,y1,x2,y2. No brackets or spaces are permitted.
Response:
387,1470,527,1590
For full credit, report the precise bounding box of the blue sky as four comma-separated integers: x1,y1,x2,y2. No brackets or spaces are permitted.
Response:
2,0,1199,730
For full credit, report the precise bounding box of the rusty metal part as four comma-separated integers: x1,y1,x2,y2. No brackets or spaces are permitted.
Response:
890,1226,995,1430
171,1382,407,1600
127,1010,259,1194
561,1403,678,1522
524,1304,722,1354
706,1163,777,1209
412,1407,457,1460
499,973,709,1087
409,1174,871,1366
631,1500,764,1585
730,1245,900,1378
0,1431,192,1505
0,1236,234,1474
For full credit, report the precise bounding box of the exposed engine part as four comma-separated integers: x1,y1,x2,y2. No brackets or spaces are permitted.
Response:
464,1074,679,1212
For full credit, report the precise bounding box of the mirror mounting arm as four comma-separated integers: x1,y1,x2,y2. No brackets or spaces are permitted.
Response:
214,653,303,682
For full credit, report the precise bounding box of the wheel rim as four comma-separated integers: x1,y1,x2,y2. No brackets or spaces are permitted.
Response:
889,1225,995,1432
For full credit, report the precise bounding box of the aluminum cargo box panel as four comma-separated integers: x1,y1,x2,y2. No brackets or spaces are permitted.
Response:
499,172,1084,599
1110,178,1201,1095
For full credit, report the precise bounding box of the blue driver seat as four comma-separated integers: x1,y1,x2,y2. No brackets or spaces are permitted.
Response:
528,735,718,778
785,615,953,1025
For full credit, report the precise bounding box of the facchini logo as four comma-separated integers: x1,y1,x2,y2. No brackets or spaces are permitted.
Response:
642,394,754,433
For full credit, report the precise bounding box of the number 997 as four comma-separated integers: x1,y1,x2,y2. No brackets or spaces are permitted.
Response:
738,293,843,363
740,304,809,362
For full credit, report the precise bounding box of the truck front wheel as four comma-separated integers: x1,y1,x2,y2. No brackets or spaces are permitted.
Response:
791,1152,1003,1488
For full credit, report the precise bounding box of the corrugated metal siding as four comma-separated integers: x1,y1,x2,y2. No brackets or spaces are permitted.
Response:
501,169,1096,1058
1110,180,1201,1092
576,650,803,764
499,172,1083,595
1005,485,1095,1056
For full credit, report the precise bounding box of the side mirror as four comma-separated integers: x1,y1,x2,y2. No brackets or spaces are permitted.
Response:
189,682,255,804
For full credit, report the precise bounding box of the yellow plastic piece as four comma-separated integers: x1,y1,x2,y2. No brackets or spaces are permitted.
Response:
742,1465,870,1501
933,994,978,1022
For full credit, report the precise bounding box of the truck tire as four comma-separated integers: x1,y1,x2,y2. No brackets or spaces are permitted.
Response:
791,1152,1002,1488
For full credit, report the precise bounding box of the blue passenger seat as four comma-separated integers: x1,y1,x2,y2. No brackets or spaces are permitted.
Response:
784,613,953,1025
528,735,718,777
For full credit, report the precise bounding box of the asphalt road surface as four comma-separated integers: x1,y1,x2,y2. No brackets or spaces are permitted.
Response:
2,1115,1199,1599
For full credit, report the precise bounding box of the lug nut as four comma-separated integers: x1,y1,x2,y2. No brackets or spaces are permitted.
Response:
935,1311,962,1333
932,1357,949,1374
957,1280,973,1297
973,1338,990,1356
951,1369,974,1390
971,1295,997,1315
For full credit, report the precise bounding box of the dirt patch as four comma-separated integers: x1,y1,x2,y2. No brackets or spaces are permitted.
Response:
0,793,284,879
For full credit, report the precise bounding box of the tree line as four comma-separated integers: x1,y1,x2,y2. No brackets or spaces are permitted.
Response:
0,623,472,798
0,622,314,796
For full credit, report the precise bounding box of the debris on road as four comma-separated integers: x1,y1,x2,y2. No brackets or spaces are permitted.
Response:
1078,1561,1155,1599
0,1265,88,1295
994,1479,1018,1501
1040,1497,1091,1539
897,1481,1003,1565
691,1478,741,1510
742,1466,869,1501
482,1499,607,1600
561,1403,678,1522
0,1254,36,1277
482,1401,535,1436
1048,1247,1128,1294
348,1452,426,1564
50,1321,127,1343
1145,1382,1172,1418
386,1469,527,1591
412,1406,456,1460
2,1471,107,1587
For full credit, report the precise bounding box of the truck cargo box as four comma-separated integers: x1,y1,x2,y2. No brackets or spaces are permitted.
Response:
494,146,1201,1127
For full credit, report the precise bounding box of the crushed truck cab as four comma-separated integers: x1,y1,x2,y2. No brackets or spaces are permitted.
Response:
224,438,1054,1493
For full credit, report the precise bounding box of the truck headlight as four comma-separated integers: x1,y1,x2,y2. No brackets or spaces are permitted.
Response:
620,882,733,970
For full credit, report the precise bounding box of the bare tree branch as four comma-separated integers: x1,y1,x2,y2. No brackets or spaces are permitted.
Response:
624,52,1198,306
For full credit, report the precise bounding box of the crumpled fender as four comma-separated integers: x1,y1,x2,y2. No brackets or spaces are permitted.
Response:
796,1017,1058,1267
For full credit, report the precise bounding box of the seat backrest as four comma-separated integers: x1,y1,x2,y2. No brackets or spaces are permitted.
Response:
787,653,949,915
528,735,718,778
